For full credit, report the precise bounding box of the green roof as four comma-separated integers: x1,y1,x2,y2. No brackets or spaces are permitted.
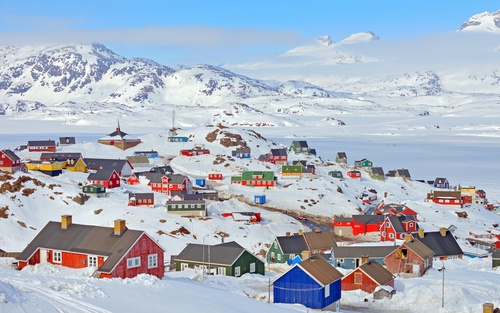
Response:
282,165,302,173
240,171,275,181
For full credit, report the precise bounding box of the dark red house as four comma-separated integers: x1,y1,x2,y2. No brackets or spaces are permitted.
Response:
341,259,395,293
128,192,155,207
16,215,165,279
385,239,434,277
27,140,56,152
208,173,223,180
379,215,418,242
87,169,121,189
127,173,141,185
0,149,21,173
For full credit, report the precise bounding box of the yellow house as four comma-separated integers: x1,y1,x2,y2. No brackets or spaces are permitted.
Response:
26,161,63,176
66,158,88,173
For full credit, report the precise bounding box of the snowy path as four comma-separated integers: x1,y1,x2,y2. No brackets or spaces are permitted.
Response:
5,278,111,313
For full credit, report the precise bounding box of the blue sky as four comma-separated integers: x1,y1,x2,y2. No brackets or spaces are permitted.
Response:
0,1,498,65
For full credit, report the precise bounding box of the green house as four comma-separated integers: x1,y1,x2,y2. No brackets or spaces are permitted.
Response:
289,140,310,154
336,152,347,164
266,234,308,263
493,250,500,269
281,165,302,178
175,241,265,276
328,170,343,179
231,171,277,187
166,199,206,217
369,167,385,180
82,184,106,197
354,158,373,170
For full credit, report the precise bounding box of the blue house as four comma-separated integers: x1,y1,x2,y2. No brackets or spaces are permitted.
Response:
273,255,343,309
331,246,397,269
167,136,189,142
133,150,159,158
254,195,266,204
231,147,251,159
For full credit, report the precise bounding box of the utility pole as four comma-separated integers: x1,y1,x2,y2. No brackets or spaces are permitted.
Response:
439,260,445,308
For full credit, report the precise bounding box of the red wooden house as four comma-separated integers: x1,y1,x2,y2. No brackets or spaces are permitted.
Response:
333,215,384,236
379,215,418,242
376,203,418,220
127,173,141,185
341,259,395,293
128,193,155,207
16,215,165,279
87,169,120,189
27,140,56,152
208,173,223,180
426,190,463,207
0,149,21,173
180,149,210,156
347,170,361,180
385,239,434,277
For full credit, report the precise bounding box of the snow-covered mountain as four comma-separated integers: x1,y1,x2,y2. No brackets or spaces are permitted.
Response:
459,10,500,33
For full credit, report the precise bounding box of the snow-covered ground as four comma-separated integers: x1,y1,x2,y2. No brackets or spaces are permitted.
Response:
0,113,500,312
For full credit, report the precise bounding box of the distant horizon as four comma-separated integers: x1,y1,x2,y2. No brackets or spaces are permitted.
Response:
1,1,499,65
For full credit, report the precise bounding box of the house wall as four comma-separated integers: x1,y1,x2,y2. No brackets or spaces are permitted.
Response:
166,208,206,217
273,266,341,309
493,258,500,268
108,234,164,279
385,249,432,276
266,240,289,263
232,251,265,276
342,269,394,293
335,257,386,270
333,226,353,236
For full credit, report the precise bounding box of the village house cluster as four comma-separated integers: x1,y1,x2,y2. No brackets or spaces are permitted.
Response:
1,125,499,311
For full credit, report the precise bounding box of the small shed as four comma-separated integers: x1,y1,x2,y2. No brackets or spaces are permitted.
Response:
329,170,343,179
195,178,206,187
347,170,361,180
82,184,107,198
493,250,500,269
254,195,266,204
373,286,396,300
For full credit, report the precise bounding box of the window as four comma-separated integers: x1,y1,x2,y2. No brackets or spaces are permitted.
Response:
277,254,282,261
218,267,226,275
53,251,62,263
235,266,241,277
127,257,141,268
88,256,98,267
148,254,158,269
289,254,295,260
389,233,395,239
325,284,330,298
181,263,189,271
274,242,277,249
250,263,255,273
339,259,344,263
386,222,390,227
354,272,363,284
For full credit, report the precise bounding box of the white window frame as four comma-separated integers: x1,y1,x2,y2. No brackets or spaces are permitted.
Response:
218,267,226,275
325,283,330,298
389,233,395,239
148,254,158,269
235,266,241,277
88,256,98,267
127,256,141,269
181,263,189,271
250,262,255,273
277,254,282,261
53,251,62,263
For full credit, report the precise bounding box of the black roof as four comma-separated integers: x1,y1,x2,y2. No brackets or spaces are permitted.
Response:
87,169,117,181
413,230,464,257
27,140,56,146
270,148,287,156
352,215,385,224
276,235,308,254
129,192,154,200
175,242,251,265
333,246,397,259
40,152,83,161
83,158,131,172
0,149,20,161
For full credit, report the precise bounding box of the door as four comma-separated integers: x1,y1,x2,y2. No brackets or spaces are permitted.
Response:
40,249,48,263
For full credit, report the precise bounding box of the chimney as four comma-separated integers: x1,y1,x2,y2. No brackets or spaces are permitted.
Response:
114,219,126,235
440,227,447,237
61,215,72,229
286,232,291,237
301,250,310,261
298,229,304,236
418,228,425,238
361,255,369,265
315,227,321,233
